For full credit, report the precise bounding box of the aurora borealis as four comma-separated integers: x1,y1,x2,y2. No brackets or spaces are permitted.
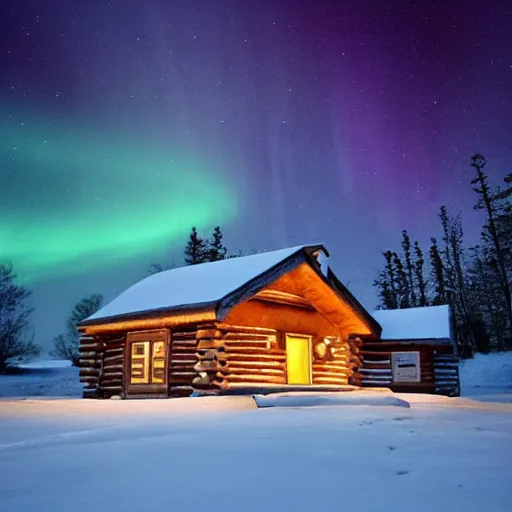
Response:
2,0,511,347
2,107,237,282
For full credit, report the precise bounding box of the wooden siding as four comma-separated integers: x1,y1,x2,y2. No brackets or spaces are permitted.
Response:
212,298,360,389
360,346,435,390
100,334,126,397
170,327,201,397
79,333,126,398
312,335,361,386
223,298,339,337
202,324,286,389
359,342,460,396
433,349,460,396
78,335,102,398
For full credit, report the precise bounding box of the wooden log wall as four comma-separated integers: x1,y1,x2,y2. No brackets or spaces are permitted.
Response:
433,351,460,396
198,324,286,390
170,328,201,397
359,343,459,395
78,335,103,398
311,335,359,386
194,325,360,390
99,334,126,398
359,346,436,389
79,333,126,398
359,348,393,387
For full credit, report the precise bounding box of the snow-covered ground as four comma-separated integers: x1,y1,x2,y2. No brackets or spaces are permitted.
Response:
460,351,512,402
0,359,83,398
0,353,511,511
0,393,511,511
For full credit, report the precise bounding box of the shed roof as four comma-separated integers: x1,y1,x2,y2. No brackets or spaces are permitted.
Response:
81,244,380,336
371,305,452,341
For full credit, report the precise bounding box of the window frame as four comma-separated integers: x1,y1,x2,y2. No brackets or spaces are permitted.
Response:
125,329,170,396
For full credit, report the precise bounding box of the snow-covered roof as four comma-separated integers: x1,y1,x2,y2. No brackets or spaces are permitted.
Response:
371,305,452,341
84,245,312,324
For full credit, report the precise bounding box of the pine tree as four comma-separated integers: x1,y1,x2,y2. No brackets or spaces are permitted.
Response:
495,173,512,265
209,226,227,262
439,206,474,357
393,252,410,308
469,315,492,354
401,230,417,307
184,227,208,265
429,237,446,305
471,155,512,337
413,241,429,306
373,250,399,309
466,245,508,350
373,277,393,310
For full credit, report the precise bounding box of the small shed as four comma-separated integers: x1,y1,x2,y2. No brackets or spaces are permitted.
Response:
360,305,460,396
78,245,381,398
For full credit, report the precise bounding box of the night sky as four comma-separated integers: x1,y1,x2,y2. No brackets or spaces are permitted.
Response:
2,1,511,351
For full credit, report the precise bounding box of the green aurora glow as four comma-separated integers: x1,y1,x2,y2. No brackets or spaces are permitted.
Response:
1,108,238,283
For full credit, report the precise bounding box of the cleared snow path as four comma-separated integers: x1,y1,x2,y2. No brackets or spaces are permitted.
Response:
253,391,411,408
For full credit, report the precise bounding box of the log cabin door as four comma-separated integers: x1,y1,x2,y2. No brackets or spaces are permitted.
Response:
126,330,169,396
286,334,312,385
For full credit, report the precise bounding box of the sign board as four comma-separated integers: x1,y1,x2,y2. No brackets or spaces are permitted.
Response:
391,351,421,383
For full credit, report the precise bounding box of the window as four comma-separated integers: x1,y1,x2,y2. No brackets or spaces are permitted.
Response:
131,342,150,383
127,330,169,389
152,341,166,384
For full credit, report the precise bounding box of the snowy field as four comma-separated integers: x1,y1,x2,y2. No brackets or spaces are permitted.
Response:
0,353,511,511
460,351,512,402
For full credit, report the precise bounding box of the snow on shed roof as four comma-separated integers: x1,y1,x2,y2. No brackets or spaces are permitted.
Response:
84,245,311,324
371,305,451,340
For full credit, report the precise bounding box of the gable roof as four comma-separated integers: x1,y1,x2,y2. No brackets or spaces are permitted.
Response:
80,244,380,336
371,305,452,341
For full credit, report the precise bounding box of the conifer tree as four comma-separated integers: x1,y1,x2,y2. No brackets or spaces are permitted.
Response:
373,251,399,309
439,206,474,357
384,251,399,308
429,237,446,305
470,154,512,336
184,227,208,265
209,226,227,262
466,245,508,350
393,252,410,308
401,230,416,307
413,241,429,306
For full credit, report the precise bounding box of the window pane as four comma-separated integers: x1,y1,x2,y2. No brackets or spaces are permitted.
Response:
131,342,149,384
152,341,166,384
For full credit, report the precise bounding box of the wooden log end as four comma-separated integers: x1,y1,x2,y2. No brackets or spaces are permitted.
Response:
192,372,210,386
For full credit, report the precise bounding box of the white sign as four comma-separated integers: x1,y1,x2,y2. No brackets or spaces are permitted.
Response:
391,352,421,383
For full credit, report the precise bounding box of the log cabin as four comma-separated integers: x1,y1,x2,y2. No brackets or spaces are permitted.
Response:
78,245,460,398
360,305,460,396
77,244,382,398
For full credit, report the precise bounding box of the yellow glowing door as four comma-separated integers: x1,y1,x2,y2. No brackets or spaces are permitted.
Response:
286,335,311,385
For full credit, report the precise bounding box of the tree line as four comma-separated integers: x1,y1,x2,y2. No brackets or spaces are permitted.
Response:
1,155,509,369
373,154,511,358
149,225,253,273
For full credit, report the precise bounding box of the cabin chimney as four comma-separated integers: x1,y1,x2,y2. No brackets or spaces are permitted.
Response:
313,249,329,277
